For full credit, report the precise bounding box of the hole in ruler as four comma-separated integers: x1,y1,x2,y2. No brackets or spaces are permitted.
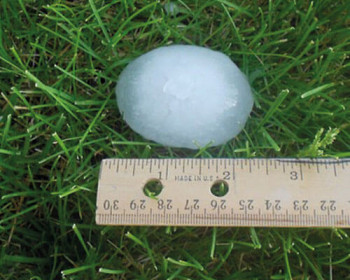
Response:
210,180,229,197
143,179,163,198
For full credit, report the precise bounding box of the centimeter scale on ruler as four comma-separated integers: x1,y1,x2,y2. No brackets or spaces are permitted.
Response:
96,158,350,228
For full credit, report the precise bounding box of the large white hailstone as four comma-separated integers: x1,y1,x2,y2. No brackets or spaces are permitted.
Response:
116,45,254,149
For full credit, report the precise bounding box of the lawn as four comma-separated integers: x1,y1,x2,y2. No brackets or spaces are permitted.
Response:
1,0,350,279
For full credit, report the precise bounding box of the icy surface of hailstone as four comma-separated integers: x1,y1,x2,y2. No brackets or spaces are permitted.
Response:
116,45,253,149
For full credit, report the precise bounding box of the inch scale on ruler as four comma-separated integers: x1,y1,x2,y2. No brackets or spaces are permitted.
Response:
96,158,350,228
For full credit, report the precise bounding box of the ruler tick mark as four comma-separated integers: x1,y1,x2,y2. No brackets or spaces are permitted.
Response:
149,160,153,173
233,161,236,180
166,161,169,180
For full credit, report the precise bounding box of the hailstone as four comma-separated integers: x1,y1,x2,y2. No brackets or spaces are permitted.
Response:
115,45,253,149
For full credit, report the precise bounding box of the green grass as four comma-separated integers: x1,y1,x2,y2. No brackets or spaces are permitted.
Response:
0,0,349,279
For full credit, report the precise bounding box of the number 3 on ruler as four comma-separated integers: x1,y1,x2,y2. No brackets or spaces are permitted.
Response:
290,171,298,180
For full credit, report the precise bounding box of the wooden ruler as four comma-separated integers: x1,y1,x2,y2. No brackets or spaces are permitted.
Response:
96,158,350,227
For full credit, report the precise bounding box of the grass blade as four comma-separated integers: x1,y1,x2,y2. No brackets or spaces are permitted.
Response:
301,83,335,98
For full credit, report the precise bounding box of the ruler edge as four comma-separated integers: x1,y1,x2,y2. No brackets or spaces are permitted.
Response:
99,157,350,164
